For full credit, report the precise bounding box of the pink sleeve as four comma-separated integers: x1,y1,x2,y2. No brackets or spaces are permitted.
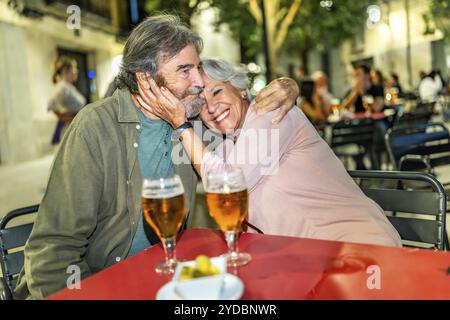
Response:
201,109,297,192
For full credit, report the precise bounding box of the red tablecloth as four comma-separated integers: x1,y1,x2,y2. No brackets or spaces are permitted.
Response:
49,228,450,300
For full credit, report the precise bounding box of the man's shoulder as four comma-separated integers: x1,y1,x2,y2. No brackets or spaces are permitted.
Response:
72,95,119,129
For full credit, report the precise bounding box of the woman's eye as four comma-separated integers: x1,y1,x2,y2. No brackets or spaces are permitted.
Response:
213,89,222,96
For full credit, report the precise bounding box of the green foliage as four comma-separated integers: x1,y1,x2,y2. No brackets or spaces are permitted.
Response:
207,0,261,59
423,0,450,39
143,0,373,67
144,0,204,25
284,0,372,54
209,0,372,62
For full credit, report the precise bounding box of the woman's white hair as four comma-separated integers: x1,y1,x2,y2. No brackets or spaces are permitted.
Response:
201,59,249,90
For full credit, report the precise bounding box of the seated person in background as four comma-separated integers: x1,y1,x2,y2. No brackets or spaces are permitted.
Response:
419,70,443,102
137,58,402,248
370,68,385,88
299,79,326,124
48,56,86,144
386,73,403,97
341,64,384,113
311,71,335,117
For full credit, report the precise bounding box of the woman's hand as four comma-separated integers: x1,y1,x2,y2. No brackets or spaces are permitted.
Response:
252,77,299,124
136,76,187,128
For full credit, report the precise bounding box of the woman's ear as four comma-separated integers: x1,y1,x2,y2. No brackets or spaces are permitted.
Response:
240,90,247,100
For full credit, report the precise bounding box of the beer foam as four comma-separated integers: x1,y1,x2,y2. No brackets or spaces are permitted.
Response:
205,184,247,194
142,188,184,199
142,178,184,199
205,169,247,193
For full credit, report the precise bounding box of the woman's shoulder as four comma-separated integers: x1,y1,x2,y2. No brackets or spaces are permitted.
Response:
245,105,308,128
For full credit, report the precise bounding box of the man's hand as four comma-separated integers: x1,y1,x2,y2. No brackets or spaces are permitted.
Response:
136,75,187,129
252,77,299,124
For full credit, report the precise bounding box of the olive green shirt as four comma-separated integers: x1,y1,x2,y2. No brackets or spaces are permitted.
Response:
14,88,198,299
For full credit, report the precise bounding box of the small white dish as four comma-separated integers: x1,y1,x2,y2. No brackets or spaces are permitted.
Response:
171,256,227,299
156,273,244,300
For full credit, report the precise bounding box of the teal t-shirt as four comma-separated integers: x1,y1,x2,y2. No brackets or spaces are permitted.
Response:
127,108,174,257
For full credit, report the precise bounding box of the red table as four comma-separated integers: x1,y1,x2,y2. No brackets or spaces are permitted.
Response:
49,228,450,300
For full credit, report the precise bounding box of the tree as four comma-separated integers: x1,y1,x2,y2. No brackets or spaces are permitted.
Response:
210,0,372,75
247,0,302,78
144,0,204,26
423,0,450,40
284,0,372,74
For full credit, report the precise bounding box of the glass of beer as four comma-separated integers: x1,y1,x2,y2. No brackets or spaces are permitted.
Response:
205,167,251,267
362,95,374,114
141,175,186,275
390,87,399,103
330,98,340,116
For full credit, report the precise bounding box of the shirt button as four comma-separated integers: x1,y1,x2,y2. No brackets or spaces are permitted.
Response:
165,152,168,157
133,142,138,148
126,180,131,185
136,124,141,130
115,257,121,262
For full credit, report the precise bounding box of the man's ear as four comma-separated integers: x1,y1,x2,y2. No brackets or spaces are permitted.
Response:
136,71,152,89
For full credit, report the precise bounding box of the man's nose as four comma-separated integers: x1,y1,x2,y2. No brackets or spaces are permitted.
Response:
191,67,204,88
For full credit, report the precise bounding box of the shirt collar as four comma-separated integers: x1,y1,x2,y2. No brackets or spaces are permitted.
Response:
116,87,140,123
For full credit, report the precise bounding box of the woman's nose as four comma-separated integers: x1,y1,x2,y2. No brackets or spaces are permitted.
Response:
207,101,217,114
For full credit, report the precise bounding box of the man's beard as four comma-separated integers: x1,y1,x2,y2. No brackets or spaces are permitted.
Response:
155,73,205,119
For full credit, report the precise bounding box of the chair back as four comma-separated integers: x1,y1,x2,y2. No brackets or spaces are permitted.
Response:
385,122,450,170
348,170,447,250
0,205,38,300
330,118,375,148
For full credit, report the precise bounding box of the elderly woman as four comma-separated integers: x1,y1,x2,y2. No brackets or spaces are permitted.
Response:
137,59,402,247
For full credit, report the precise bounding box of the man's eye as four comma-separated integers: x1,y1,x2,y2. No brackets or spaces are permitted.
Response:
213,89,222,96
181,69,190,77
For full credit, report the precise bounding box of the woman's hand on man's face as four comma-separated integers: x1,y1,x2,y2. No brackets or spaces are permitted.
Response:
136,75,187,129
252,77,299,124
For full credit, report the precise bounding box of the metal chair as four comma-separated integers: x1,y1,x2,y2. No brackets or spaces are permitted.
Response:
392,102,435,129
330,118,375,169
385,122,450,172
0,205,38,300
348,170,448,251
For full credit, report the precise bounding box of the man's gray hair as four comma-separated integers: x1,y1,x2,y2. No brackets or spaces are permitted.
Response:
202,59,249,90
116,15,203,93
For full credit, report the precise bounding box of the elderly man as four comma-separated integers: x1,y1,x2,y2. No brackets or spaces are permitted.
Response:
14,14,298,299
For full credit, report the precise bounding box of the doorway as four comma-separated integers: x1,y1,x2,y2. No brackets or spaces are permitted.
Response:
57,47,91,103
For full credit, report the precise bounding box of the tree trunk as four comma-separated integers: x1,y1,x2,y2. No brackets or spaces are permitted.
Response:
300,49,309,75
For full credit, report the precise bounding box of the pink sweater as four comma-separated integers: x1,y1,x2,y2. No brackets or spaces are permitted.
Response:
201,107,402,247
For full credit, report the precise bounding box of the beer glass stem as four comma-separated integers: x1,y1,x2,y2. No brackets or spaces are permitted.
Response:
162,236,176,264
224,231,239,260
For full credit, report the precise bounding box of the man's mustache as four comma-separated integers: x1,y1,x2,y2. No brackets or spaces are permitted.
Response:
180,86,204,98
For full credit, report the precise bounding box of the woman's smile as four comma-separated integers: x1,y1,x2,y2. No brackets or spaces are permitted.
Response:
214,109,230,123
